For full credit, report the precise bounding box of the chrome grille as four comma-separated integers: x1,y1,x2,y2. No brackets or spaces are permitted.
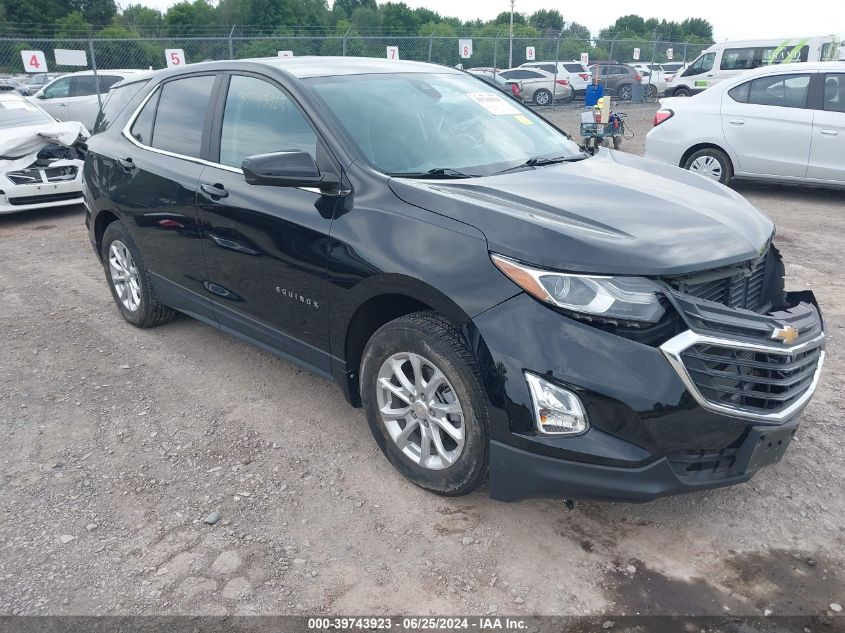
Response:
661,330,825,422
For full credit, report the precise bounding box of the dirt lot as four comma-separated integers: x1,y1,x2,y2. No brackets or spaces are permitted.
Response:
1,104,843,618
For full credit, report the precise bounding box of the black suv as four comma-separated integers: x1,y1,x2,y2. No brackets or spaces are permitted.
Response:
84,58,825,502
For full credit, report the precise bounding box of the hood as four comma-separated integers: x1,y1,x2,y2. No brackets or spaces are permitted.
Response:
388,150,774,276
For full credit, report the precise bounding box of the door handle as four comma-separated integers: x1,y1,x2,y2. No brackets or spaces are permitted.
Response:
117,157,135,172
820,129,839,136
200,183,229,199
729,119,745,126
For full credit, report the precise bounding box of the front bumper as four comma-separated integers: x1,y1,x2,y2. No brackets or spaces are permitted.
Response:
469,290,824,503
0,164,84,214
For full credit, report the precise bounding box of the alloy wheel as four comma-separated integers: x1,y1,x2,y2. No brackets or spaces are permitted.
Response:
108,240,141,311
689,155,723,181
376,352,465,470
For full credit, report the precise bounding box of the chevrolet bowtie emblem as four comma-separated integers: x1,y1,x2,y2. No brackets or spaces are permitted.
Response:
771,325,799,345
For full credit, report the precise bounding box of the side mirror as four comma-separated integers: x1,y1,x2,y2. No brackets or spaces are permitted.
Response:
35,91,46,99
241,151,339,192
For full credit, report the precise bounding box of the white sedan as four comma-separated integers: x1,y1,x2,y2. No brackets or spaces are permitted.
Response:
0,92,87,214
645,62,844,186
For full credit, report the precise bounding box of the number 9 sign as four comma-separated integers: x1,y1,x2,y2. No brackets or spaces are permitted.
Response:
525,46,536,61
165,49,186,68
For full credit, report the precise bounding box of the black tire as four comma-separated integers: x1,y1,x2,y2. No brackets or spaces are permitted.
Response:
533,88,552,106
360,312,489,496
101,220,176,328
673,86,691,97
618,84,633,100
683,147,733,185
613,136,622,150
645,84,658,99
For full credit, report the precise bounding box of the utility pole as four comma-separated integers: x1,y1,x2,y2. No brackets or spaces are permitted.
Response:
508,0,514,68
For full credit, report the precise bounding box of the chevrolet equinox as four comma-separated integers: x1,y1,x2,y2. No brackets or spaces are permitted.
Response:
83,58,825,502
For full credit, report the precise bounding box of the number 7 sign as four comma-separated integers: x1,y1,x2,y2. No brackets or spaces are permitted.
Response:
21,50,48,73
165,49,186,68
386,46,399,60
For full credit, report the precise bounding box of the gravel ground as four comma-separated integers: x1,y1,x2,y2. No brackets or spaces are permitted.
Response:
1,103,843,618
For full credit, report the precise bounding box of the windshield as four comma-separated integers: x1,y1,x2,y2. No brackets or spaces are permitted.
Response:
306,72,581,176
0,99,53,128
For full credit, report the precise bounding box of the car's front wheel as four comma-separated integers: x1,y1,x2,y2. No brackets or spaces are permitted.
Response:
673,87,691,97
618,84,632,100
101,220,175,328
360,312,489,496
684,147,733,185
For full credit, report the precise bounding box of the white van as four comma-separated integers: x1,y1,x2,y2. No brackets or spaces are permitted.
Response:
663,36,840,97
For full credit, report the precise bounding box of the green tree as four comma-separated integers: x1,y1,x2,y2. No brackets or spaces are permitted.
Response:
562,21,590,41
119,5,164,33
164,0,216,35
528,9,563,34
381,2,419,33
681,17,712,40
350,5,381,31
495,11,525,25
70,0,117,26
331,0,376,18
55,11,92,38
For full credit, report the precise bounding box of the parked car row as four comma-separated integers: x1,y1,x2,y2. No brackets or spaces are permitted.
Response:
466,61,592,105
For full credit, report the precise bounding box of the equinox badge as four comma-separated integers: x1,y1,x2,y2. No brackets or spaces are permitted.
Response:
771,325,799,345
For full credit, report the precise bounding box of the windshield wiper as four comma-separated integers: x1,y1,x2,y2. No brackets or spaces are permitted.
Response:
389,167,477,179
493,154,587,176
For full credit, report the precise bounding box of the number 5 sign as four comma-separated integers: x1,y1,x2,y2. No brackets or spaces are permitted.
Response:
525,46,536,61
21,50,48,73
459,39,473,59
165,49,186,68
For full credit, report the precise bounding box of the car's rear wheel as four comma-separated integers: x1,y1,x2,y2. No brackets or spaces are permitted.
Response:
618,84,633,100
684,147,733,185
533,88,552,106
645,84,658,99
360,312,489,496
673,87,691,97
101,221,175,328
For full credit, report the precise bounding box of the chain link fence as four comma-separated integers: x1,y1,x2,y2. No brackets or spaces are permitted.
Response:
0,34,710,127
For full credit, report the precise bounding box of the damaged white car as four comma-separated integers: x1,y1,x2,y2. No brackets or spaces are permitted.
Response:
0,92,88,214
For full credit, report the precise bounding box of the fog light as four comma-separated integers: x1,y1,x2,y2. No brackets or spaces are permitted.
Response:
524,373,588,436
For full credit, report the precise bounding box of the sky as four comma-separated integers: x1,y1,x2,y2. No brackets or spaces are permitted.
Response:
133,0,845,41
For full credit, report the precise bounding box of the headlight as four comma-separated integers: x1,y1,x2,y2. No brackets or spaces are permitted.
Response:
491,253,665,323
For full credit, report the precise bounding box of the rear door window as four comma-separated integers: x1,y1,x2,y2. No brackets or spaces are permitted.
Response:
822,74,845,113
746,74,810,108
43,77,71,98
129,90,158,145
563,63,584,73
149,75,216,158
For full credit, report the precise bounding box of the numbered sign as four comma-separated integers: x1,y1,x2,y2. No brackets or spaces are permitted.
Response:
459,39,473,59
525,46,535,61
21,50,48,73
386,46,399,60
278,51,294,58
666,48,674,60
165,48,186,68
633,47,641,61
580,52,589,65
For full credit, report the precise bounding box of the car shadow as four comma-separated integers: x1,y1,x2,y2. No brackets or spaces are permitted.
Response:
0,203,85,228
732,181,843,203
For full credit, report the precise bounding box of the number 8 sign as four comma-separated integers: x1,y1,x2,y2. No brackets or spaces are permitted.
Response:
459,39,473,59
165,49,186,68
21,50,48,73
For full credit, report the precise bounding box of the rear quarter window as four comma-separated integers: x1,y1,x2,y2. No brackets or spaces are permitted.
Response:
95,80,149,133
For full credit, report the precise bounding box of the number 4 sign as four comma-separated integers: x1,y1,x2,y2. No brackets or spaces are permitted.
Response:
21,50,48,73
386,46,399,60
165,48,186,68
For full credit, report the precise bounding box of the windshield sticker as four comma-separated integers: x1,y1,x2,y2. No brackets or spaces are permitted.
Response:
467,92,520,115
514,114,533,125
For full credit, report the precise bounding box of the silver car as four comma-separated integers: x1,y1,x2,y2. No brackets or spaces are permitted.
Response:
498,68,573,105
